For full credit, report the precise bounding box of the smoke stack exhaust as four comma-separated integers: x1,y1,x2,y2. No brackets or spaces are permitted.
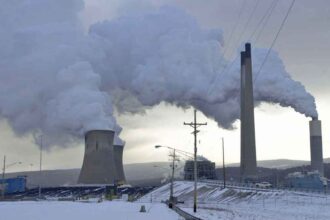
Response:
240,43,257,182
309,118,324,176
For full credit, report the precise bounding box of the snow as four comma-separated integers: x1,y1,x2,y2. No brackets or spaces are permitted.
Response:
140,181,330,220
0,200,181,220
2,181,330,220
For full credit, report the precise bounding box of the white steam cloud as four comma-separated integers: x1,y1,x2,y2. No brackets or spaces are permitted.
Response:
0,1,317,147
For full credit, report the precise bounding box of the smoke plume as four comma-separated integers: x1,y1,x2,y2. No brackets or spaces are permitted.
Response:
0,0,317,147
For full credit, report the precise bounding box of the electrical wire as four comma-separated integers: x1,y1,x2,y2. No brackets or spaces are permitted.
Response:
253,0,296,84
207,0,279,97
221,0,247,59
248,0,278,42
236,0,261,47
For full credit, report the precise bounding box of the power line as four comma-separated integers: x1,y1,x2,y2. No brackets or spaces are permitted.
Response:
253,0,296,84
218,0,279,83
248,0,279,42
221,0,247,59
236,0,261,46
207,0,279,97
206,0,247,93
253,0,279,43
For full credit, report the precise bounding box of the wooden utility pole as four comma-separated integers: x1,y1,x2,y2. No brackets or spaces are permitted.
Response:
168,149,179,208
184,109,207,213
1,155,6,199
39,135,43,199
222,138,226,188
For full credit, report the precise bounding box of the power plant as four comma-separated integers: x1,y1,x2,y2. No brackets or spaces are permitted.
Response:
113,144,126,184
240,43,257,182
309,118,324,176
78,130,126,185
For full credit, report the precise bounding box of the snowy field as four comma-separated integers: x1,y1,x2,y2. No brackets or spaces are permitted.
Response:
140,181,330,220
0,200,181,220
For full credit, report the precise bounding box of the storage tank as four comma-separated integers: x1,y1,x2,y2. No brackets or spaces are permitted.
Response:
78,130,117,184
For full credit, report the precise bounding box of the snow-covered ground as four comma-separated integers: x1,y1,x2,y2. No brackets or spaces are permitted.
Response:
0,200,181,220
140,181,330,220
2,181,329,220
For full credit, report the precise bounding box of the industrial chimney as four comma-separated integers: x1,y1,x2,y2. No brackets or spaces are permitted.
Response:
240,43,257,182
309,118,324,176
78,130,118,184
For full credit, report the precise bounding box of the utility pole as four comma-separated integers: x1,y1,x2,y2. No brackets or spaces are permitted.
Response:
222,138,226,188
168,148,179,208
1,155,6,199
184,109,207,213
39,135,43,199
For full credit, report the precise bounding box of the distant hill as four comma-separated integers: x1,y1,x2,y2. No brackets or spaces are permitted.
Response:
5,162,184,188
5,158,329,188
227,158,330,169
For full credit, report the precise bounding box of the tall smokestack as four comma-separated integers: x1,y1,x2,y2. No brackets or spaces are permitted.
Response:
78,130,118,184
240,43,257,182
309,118,324,176
240,51,246,180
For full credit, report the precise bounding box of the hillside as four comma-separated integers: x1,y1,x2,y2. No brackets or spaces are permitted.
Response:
5,159,330,188
140,181,330,220
5,162,184,187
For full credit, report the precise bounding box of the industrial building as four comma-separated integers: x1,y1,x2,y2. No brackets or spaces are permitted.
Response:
184,160,216,180
285,171,327,190
309,118,324,176
78,130,126,185
0,176,26,195
240,43,257,182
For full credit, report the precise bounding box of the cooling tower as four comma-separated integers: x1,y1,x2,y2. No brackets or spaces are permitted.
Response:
113,144,126,184
240,43,257,182
78,130,118,184
309,118,324,176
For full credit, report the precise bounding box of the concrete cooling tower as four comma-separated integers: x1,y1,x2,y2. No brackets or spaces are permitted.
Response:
114,145,126,184
309,118,324,176
78,130,126,184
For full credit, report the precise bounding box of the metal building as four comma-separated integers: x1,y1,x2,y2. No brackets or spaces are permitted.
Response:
184,160,216,180
240,43,257,182
309,118,324,176
0,176,26,195
78,130,120,184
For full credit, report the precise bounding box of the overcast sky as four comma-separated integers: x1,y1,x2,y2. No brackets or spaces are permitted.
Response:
1,0,330,173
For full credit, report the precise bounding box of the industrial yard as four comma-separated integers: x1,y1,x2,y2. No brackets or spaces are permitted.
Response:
2,181,330,220
140,181,330,220
1,0,330,219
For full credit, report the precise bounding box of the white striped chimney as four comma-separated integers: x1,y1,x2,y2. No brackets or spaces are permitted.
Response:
309,117,324,176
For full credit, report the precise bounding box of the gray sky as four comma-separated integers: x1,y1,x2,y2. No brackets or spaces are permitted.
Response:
1,0,330,172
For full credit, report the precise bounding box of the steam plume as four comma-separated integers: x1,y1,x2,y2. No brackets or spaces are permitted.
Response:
0,1,317,147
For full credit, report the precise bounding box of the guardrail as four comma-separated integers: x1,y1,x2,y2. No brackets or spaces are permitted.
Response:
198,179,328,196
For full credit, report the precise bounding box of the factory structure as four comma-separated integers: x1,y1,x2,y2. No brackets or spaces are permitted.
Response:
239,43,325,183
184,159,216,181
75,43,325,187
78,130,126,185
